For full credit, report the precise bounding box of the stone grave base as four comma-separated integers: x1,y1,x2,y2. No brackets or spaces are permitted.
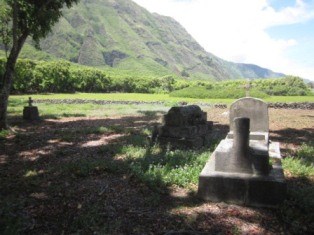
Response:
158,134,211,149
227,131,269,144
198,140,286,208
23,106,39,121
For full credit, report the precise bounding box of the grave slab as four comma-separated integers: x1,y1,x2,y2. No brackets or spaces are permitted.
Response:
198,105,286,208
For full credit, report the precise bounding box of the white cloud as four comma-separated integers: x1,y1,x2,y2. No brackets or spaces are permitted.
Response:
133,0,314,80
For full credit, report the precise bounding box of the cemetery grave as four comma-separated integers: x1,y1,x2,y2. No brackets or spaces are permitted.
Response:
198,98,286,207
0,101,313,234
153,105,213,148
23,97,40,121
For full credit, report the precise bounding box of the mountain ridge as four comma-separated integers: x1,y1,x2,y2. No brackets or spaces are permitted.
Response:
11,0,285,80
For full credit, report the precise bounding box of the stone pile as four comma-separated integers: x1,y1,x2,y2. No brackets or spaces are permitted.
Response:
154,105,213,149
268,102,314,110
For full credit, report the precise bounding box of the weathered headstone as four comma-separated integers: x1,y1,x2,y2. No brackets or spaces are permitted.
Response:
154,105,213,148
23,97,40,121
227,97,269,143
198,98,286,207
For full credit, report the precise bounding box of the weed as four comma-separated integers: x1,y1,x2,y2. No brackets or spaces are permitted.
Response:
283,143,314,177
279,143,314,233
124,145,209,190
0,130,10,139
24,170,38,177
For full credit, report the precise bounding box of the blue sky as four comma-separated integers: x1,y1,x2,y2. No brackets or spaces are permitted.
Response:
133,0,314,80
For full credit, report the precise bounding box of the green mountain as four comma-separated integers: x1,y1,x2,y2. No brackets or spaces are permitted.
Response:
17,0,284,80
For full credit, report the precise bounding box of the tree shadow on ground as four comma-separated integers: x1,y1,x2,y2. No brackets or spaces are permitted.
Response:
270,127,314,156
0,113,307,234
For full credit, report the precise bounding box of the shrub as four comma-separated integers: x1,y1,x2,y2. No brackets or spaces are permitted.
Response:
0,57,312,96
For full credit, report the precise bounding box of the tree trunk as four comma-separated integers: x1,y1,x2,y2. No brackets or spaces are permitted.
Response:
0,32,28,130
0,70,13,130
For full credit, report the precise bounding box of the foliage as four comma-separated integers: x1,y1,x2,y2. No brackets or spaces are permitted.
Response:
171,78,313,99
0,0,11,57
0,0,79,130
0,128,9,138
282,143,314,177
123,145,209,189
1,57,313,98
2,0,79,48
280,143,314,234
252,76,313,96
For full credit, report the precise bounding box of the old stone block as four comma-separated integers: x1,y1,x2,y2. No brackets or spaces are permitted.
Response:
23,106,40,121
163,105,207,126
155,105,212,149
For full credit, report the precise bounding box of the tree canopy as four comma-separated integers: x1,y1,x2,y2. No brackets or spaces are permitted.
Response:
0,0,79,129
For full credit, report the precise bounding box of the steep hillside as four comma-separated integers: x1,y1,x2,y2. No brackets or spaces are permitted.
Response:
14,0,284,80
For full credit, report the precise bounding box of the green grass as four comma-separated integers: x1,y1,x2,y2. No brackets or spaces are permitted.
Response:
122,145,210,189
0,129,10,138
8,101,170,119
279,143,314,234
2,93,314,233
10,93,314,105
170,86,269,99
7,93,314,120
283,143,314,177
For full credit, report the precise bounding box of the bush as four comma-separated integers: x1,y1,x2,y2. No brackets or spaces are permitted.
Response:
253,76,313,96
0,57,312,96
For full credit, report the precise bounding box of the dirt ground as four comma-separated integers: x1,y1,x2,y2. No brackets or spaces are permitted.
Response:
0,108,313,234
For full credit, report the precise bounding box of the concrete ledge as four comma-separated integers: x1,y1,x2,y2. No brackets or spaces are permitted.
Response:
198,142,286,208
158,136,203,149
269,142,282,159
227,131,269,144
198,168,286,207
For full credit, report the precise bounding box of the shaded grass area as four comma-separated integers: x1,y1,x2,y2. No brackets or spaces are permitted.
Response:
0,115,213,234
280,142,314,234
1,101,314,234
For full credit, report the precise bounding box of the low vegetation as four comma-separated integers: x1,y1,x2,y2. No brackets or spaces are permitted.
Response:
283,143,314,177
280,143,314,234
170,86,269,99
1,58,313,98
1,97,313,233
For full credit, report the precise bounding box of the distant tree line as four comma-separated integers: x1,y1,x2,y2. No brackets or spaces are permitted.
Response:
0,58,312,96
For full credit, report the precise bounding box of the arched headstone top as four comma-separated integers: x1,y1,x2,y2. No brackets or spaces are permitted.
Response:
229,97,268,132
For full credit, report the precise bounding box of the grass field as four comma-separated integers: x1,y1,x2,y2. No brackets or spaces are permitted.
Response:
10,92,314,104
1,93,313,234
8,93,314,120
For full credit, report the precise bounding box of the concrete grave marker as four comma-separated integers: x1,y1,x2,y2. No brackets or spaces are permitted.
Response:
198,98,286,207
153,105,213,149
23,97,40,121
228,97,269,143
